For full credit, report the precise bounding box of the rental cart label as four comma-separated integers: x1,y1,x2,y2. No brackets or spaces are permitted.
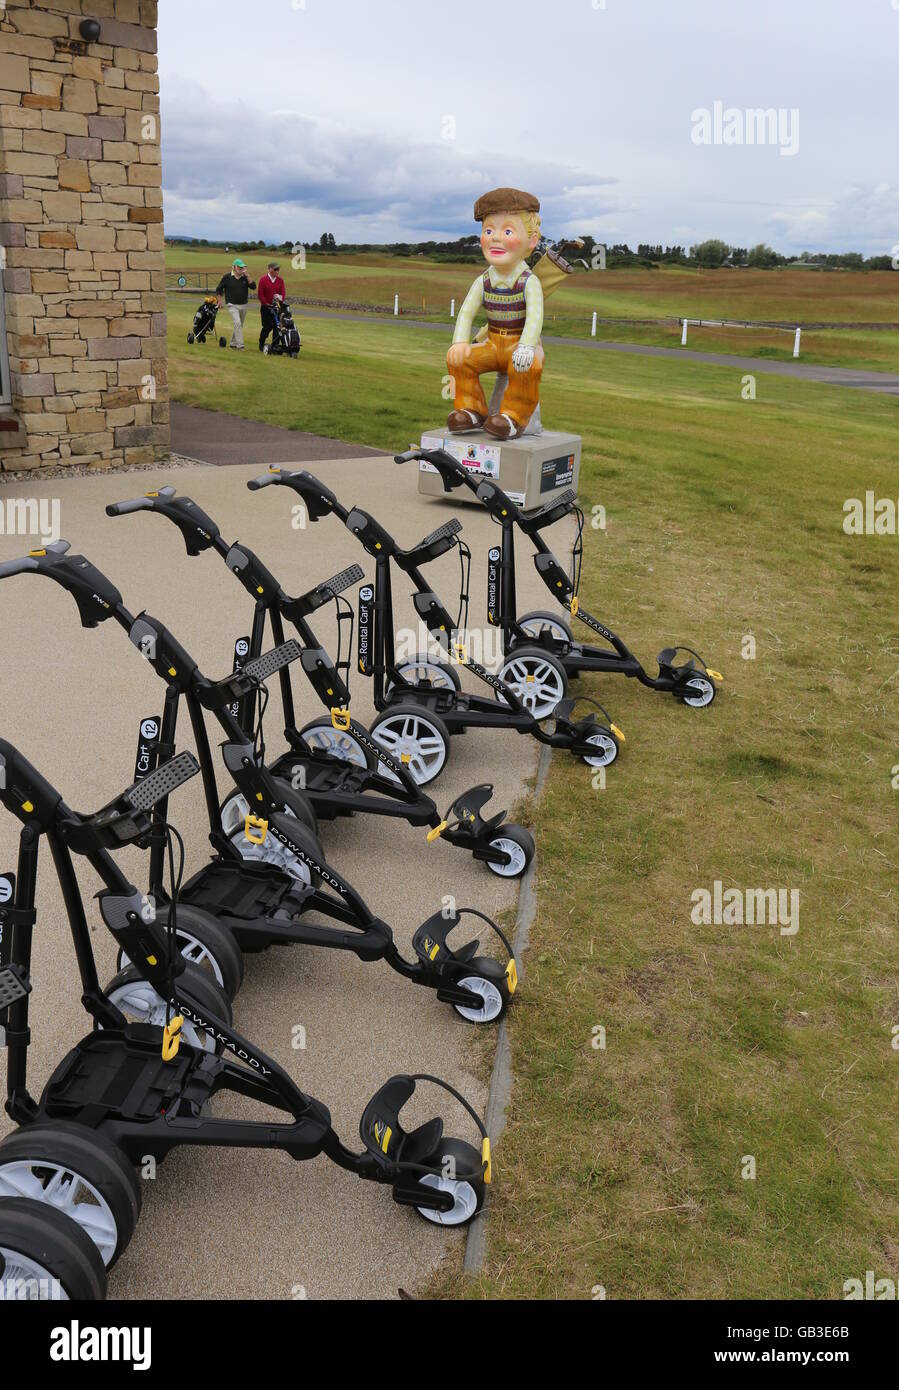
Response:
357,585,374,676
132,716,162,784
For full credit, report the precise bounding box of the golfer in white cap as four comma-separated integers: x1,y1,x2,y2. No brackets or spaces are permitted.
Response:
215,258,257,350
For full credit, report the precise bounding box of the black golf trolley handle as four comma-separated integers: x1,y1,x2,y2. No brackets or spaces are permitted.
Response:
107,487,221,556
394,446,468,491
293,562,366,615
247,468,341,521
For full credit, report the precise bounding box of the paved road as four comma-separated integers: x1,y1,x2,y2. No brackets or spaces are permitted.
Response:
0,451,545,1300
294,308,899,396
172,401,386,465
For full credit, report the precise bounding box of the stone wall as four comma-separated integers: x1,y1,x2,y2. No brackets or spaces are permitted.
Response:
0,0,168,470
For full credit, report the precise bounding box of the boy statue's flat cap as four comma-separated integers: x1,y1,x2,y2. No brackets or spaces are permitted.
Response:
474,187,541,221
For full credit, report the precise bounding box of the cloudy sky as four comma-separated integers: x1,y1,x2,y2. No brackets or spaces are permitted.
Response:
158,0,897,255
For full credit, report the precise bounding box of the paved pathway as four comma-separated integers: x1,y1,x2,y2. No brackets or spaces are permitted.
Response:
171,401,386,465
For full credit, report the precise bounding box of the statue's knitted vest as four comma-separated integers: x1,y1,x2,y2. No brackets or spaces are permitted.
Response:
483,269,530,333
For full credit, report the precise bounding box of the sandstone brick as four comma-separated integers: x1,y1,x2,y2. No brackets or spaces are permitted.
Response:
127,163,161,187
0,54,31,94
127,207,163,224
30,69,64,102
87,160,126,186
5,151,59,178
75,225,116,251
88,337,142,360
70,434,115,456
42,190,83,221
65,135,102,160
22,130,67,156
41,111,90,136
11,9,69,38
102,18,157,53
61,77,98,114
0,174,25,199
72,58,105,83
114,424,165,448
31,271,69,293
39,230,77,250
68,410,108,434
88,113,125,141
0,224,28,250
110,314,149,336
0,105,42,131
58,158,92,191
14,374,55,397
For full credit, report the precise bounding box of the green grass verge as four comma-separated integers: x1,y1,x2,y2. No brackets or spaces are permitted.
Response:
169,302,899,1300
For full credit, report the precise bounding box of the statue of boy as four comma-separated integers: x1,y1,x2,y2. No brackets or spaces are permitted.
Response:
446,187,544,440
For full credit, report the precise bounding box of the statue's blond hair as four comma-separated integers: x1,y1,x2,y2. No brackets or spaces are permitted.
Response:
483,209,542,241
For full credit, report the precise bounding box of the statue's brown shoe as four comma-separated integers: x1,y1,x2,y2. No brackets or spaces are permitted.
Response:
484,413,520,441
447,409,485,433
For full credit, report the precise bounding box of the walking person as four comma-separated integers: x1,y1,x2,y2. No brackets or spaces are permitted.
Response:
258,261,286,352
215,258,256,350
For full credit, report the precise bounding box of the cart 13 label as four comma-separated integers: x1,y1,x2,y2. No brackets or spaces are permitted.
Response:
230,636,251,721
133,716,161,784
357,586,374,676
486,547,501,626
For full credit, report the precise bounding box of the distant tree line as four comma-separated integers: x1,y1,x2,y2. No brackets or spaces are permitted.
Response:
166,233,894,270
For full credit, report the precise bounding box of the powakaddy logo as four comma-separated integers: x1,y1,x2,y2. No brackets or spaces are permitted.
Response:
267,823,347,894
421,936,440,961
177,1003,272,1075
372,1119,392,1153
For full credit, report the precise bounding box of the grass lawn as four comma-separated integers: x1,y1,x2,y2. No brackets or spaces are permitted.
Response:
166,249,899,371
169,300,899,1300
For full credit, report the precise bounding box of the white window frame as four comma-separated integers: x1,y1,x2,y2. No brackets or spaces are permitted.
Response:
0,276,11,408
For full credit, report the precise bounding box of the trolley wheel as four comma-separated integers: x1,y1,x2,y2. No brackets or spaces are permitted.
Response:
452,956,512,1024
299,716,374,769
518,609,573,645
413,1137,486,1227
0,1197,108,1300
497,645,568,720
582,728,620,769
218,336,227,348
370,704,451,787
387,654,461,695
101,961,233,1056
219,786,324,887
0,1124,142,1269
677,674,717,709
484,825,534,880
187,332,195,344
116,903,244,1000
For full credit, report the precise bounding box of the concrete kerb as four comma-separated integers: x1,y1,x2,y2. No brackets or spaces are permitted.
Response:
463,740,553,1274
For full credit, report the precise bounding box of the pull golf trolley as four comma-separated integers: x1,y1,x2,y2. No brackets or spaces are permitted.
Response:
0,543,519,1025
397,446,723,708
248,468,623,783
106,486,535,881
0,740,492,1300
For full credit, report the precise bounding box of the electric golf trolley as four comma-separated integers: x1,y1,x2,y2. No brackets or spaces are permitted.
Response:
0,543,519,1026
397,446,723,709
0,741,492,1299
105,485,535,882
248,468,624,783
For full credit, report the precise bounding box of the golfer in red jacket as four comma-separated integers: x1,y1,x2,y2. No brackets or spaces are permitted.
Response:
258,261,286,352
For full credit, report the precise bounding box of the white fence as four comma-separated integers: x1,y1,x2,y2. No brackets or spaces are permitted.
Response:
681,317,802,357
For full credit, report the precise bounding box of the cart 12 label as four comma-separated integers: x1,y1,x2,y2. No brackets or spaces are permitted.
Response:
133,716,161,784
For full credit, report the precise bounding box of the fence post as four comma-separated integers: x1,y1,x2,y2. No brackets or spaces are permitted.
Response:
793,327,801,358
681,319,689,346
450,298,455,318
394,294,399,316
591,311,597,337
